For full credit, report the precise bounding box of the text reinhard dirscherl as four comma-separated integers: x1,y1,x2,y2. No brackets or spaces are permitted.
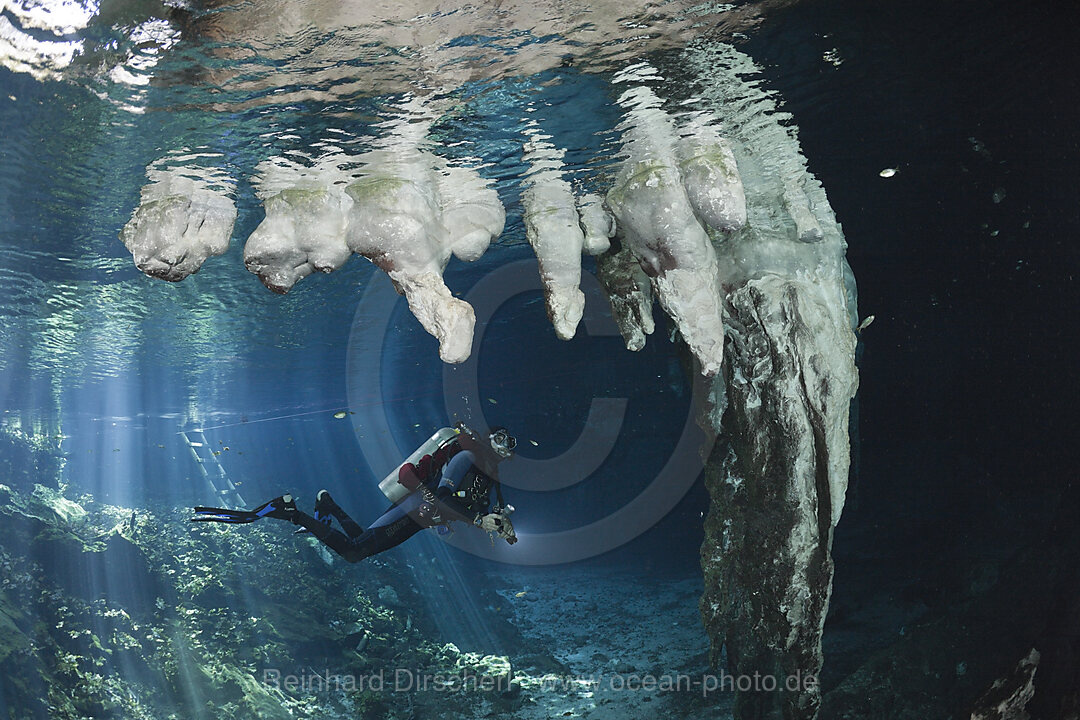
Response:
262,668,818,697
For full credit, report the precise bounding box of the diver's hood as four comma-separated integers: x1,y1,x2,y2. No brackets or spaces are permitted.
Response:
455,425,504,478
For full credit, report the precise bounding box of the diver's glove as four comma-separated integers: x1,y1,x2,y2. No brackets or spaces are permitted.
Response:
474,510,517,545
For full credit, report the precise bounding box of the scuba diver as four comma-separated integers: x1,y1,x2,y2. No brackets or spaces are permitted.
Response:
191,424,518,562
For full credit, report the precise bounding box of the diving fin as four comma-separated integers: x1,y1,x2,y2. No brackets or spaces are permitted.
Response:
191,495,298,524
191,507,258,524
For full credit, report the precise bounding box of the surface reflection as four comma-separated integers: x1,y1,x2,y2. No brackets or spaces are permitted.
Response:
2,0,802,107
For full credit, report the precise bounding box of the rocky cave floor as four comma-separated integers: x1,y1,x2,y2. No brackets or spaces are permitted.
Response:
1,422,1077,720
484,565,732,720
0,470,731,719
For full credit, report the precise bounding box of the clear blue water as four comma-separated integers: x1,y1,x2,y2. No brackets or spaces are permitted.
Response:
1,0,1078,717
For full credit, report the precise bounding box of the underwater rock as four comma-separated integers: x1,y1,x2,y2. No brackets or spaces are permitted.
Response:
438,164,506,262
577,193,615,256
521,129,619,341
200,663,293,720
120,167,236,282
595,239,655,352
676,119,747,233
242,116,504,363
0,426,64,491
682,43,859,720
244,185,353,293
240,164,503,363
702,275,856,720
782,178,824,244
345,165,476,364
25,483,86,526
522,187,586,340
377,584,401,606
456,651,515,694
606,83,730,376
970,649,1040,720
521,129,588,340
0,487,497,719
341,101,503,363
0,597,29,665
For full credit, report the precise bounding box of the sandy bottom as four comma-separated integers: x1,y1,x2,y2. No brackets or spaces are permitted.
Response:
485,564,735,720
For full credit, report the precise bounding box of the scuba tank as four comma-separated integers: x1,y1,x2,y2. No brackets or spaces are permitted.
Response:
377,426,462,504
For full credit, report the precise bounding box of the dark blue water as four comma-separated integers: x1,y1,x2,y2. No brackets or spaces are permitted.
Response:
745,0,1080,709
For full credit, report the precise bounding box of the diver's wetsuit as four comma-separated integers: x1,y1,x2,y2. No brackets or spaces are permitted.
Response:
294,450,495,563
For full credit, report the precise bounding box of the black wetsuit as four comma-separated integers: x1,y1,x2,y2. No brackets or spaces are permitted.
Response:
294,450,495,563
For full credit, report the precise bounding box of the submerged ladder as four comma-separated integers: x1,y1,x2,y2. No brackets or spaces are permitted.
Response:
181,429,246,508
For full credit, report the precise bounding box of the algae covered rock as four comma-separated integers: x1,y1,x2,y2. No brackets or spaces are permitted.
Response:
201,663,294,720
377,584,401,606
25,484,87,526
0,481,530,720
0,592,31,664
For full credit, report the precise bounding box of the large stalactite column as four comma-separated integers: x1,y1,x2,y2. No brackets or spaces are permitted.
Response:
596,53,858,717
683,43,861,720
703,275,857,720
